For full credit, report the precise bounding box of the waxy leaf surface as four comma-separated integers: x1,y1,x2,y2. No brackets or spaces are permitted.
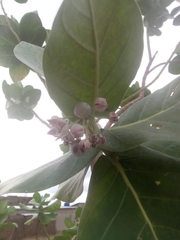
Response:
77,154,180,240
43,0,143,118
0,149,98,195
14,42,44,76
102,77,180,152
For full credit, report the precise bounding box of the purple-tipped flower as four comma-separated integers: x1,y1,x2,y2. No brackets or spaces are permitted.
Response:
70,140,85,156
109,112,118,123
94,98,108,112
79,139,91,150
47,116,68,139
70,124,84,138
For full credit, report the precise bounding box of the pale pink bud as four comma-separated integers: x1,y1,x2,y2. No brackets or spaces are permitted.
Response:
70,124,84,138
94,98,108,112
109,112,118,123
74,102,91,119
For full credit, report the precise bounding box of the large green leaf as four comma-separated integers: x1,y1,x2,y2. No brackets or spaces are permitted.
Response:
0,44,19,68
0,148,98,195
77,154,180,240
19,12,46,46
52,166,89,202
15,0,28,3
101,76,180,152
43,0,143,118
9,62,30,82
14,42,44,76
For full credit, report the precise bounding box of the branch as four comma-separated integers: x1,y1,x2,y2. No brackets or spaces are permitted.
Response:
139,51,158,98
31,109,51,129
146,27,152,60
36,73,48,90
0,0,21,43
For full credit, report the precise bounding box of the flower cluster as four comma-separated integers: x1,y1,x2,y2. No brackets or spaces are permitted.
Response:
47,99,117,156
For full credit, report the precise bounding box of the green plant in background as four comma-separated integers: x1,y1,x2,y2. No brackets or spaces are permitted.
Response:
19,192,61,239
53,207,83,240
0,199,17,240
0,0,180,239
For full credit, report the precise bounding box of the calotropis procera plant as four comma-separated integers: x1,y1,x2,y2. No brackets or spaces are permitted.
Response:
0,0,180,239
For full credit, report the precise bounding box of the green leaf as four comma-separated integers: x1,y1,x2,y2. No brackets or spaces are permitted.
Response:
9,63,30,82
14,41,44,76
75,207,82,218
52,166,89,202
19,203,38,213
43,0,143,118
21,88,41,107
0,15,19,35
168,55,180,75
0,222,18,232
64,217,74,229
0,149,98,195
15,0,28,3
24,215,38,225
43,200,61,213
19,12,46,46
101,76,180,152
77,155,180,240
0,44,19,68
53,236,69,240
0,200,8,213
7,206,16,215
0,25,18,45
7,103,34,120
8,84,22,99
38,212,56,225
33,192,42,203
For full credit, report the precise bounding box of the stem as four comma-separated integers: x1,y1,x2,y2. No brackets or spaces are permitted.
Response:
0,0,21,43
31,109,51,128
36,73,48,90
145,43,179,89
146,27,152,61
121,42,179,106
148,62,166,73
42,225,51,240
112,156,158,240
139,51,158,98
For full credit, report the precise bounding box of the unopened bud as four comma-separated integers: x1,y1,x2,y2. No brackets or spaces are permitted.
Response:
94,98,108,112
109,112,118,123
71,124,84,138
74,102,91,119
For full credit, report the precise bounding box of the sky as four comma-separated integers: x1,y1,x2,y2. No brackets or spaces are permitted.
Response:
0,1,180,203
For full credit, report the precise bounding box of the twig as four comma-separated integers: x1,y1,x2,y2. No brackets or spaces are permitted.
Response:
148,62,166,73
31,109,51,128
104,42,179,130
0,0,21,43
121,43,179,106
104,95,142,130
139,51,158,98
146,27,152,60
145,43,179,89
36,73,48,90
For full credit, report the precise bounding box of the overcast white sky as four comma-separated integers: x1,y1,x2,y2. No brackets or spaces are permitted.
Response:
0,1,179,202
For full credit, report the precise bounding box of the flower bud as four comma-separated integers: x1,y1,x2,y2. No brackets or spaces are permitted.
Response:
74,102,91,119
70,140,85,156
94,98,108,112
70,124,84,138
109,112,118,123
